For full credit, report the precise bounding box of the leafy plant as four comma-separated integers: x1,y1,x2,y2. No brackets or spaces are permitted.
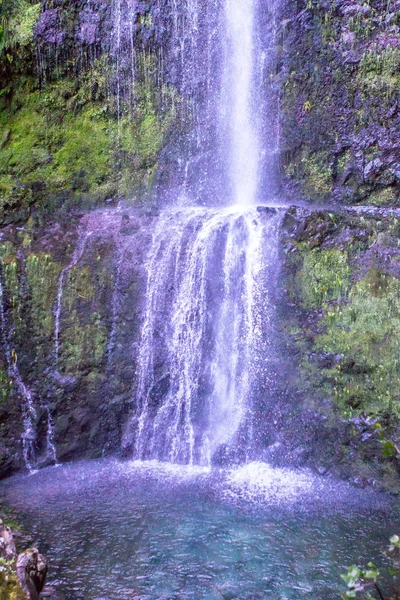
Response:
375,424,400,459
341,536,400,599
341,439,400,599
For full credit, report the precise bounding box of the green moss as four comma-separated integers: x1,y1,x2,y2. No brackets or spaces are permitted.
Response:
0,67,176,217
57,262,108,375
283,151,334,201
64,266,94,311
0,91,117,204
358,46,400,97
8,2,41,48
337,149,351,176
25,253,61,339
300,248,351,308
52,110,114,192
301,151,333,199
0,557,25,600
366,187,398,206
0,0,40,58
60,311,107,375
0,243,24,332
316,270,400,417
0,367,11,404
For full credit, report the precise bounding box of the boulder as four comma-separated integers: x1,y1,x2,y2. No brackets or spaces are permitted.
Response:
16,548,48,600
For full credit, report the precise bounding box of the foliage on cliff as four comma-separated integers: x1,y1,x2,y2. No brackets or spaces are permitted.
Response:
0,0,176,225
282,207,400,490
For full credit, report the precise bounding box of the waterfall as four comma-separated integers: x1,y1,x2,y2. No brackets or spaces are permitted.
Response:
222,0,259,206
109,0,281,204
123,207,280,466
116,0,284,467
0,281,37,471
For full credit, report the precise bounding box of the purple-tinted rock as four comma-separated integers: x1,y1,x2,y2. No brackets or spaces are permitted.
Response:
78,8,101,45
364,158,383,181
35,10,65,45
16,548,48,600
0,520,16,560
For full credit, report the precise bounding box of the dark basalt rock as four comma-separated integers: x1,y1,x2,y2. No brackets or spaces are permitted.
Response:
279,0,400,205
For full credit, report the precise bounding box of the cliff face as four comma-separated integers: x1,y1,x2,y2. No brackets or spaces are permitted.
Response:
0,206,399,492
0,209,153,477
3,0,400,219
279,206,400,491
0,0,399,490
0,0,181,226
279,0,400,205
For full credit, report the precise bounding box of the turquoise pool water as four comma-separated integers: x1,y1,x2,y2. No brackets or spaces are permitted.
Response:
0,459,397,600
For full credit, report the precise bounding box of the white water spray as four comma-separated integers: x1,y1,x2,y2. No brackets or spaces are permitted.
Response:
125,207,280,466
222,0,259,206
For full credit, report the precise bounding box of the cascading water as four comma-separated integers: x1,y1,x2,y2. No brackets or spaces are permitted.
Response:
1,0,283,470
125,208,281,465
119,0,284,467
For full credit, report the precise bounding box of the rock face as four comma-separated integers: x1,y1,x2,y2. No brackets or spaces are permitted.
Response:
278,205,400,491
0,0,400,491
3,0,398,231
0,209,152,477
279,0,400,205
16,549,48,600
0,206,398,492
0,0,180,226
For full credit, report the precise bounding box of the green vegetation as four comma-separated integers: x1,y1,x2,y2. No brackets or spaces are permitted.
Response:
341,437,400,598
0,0,40,58
366,188,399,207
300,151,333,200
300,248,351,308
284,150,334,202
358,46,400,97
0,0,179,224
0,71,173,221
287,213,400,424
318,271,400,417
280,0,400,204
297,253,400,418
60,313,108,375
25,253,61,339
0,556,24,600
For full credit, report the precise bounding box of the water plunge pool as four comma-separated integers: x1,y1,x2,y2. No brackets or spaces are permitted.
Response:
0,458,397,599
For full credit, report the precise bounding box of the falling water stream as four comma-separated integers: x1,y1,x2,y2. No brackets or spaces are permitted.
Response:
0,281,37,471
124,207,280,466
119,0,281,466
222,0,259,206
